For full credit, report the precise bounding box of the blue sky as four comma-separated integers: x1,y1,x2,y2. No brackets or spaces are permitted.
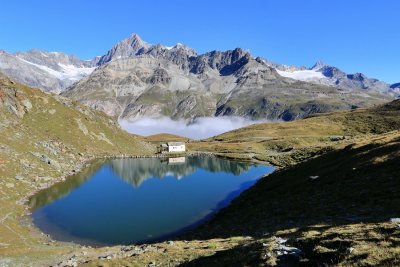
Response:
0,0,399,83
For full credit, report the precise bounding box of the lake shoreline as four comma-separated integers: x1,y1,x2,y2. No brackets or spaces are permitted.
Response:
21,150,274,252
29,155,273,247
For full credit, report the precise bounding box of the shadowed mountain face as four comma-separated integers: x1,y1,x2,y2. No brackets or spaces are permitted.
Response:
391,83,400,95
391,83,400,89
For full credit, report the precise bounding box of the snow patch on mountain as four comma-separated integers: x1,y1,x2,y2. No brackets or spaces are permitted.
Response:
17,57,95,82
165,43,185,50
276,69,326,81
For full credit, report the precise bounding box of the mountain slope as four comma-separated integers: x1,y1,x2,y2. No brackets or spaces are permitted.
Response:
182,102,400,265
270,60,395,96
97,33,151,65
0,72,154,265
184,131,400,266
0,49,98,93
63,36,393,121
391,82,400,95
189,100,400,166
76,100,400,266
0,33,396,121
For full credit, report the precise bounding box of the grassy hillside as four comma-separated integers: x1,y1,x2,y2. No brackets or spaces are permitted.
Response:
0,73,154,265
183,131,400,266
142,133,191,143
1,67,399,266
71,102,400,267
189,101,400,166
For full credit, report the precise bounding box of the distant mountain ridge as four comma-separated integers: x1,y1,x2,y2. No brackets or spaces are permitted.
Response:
0,33,397,120
264,59,394,95
62,34,395,120
0,49,99,93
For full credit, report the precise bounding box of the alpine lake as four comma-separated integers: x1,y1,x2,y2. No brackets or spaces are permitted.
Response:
29,155,274,246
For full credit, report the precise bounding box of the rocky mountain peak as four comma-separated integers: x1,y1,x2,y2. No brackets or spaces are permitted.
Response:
187,47,252,77
125,33,149,48
97,33,151,65
311,60,327,70
171,43,197,56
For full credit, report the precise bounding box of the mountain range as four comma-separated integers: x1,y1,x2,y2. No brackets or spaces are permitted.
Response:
0,33,398,121
0,49,99,93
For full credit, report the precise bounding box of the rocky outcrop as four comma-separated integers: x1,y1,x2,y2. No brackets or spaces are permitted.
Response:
0,73,32,118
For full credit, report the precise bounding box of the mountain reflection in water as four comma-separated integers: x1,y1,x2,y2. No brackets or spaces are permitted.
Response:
109,156,251,187
30,156,252,210
29,155,273,245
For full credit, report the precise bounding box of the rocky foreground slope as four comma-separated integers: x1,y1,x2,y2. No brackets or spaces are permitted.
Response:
185,130,400,266
0,72,154,265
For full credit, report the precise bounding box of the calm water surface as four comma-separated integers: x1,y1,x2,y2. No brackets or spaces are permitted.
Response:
30,156,274,245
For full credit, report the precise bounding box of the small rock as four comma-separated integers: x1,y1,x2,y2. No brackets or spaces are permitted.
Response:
167,241,174,245
148,262,156,267
330,136,345,141
20,160,31,169
15,175,24,181
22,99,33,111
347,247,355,254
40,154,51,164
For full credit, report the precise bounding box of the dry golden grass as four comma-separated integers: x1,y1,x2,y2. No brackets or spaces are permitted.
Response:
142,133,191,143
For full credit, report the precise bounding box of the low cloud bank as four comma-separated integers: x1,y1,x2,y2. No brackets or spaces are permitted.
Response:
119,117,270,140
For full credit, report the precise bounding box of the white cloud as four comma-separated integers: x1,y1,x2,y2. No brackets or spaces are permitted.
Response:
119,116,271,140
